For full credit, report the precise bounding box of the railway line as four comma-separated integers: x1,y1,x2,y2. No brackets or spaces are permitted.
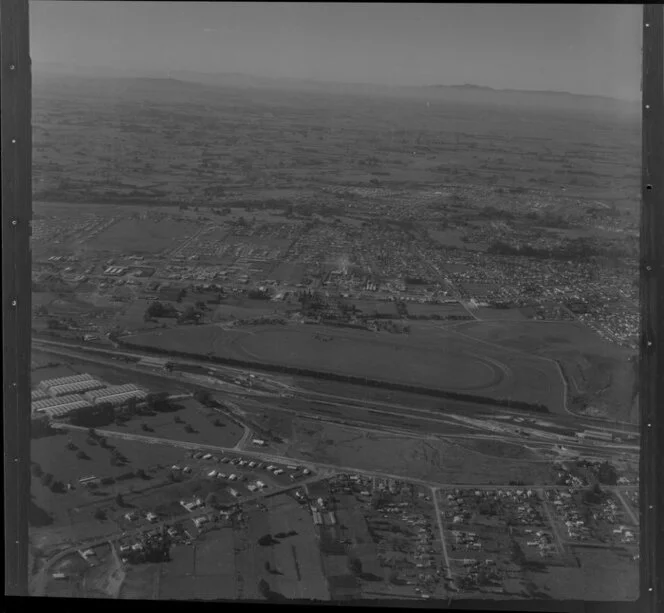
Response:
32,337,639,454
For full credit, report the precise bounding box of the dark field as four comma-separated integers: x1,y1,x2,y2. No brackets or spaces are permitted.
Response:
452,320,637,423
124,322,565,412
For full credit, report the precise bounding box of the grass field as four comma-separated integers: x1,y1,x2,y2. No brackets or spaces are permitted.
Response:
279,418,556,485
533,548,638,601
153,493,329,601
124,322,565,412
104,399,244,448
29,431,188,553
87,218,200,254
453,320,637,422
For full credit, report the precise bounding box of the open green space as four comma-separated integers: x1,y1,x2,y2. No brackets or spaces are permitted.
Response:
104,399,244,449
455,320,637,422
124,323,565,412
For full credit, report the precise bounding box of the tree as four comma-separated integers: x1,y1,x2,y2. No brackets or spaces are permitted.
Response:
136,468,148,480
31,463,44,478
193,390,211,405
597,461,618,486
179,305,198,323
41,473,54,487
94,508,107,521
76,450,90,460
258,579,270,598
205,492,218,507
50,480,66,494
115,493,125,507
146,301,168,318
348,557,363,575
88,428,97,439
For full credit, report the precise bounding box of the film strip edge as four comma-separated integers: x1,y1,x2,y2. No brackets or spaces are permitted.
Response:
640,4,664,613
1,0,32,597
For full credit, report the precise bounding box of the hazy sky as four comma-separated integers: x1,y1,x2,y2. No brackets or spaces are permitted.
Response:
30,2,642,99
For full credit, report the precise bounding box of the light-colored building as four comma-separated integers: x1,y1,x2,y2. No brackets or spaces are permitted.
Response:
39,373,95,391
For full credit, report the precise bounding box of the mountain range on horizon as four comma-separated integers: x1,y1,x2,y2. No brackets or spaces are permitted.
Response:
32,61,640,105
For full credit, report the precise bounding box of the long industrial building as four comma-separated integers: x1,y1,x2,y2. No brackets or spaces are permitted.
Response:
32,373,148,417
48,379,106,397
31,389,50,401
33,394,88,412
84,384,141,403
91,390,148,407
38,373,95,391
40,401,91,418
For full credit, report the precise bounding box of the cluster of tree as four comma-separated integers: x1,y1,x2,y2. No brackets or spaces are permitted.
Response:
523,210,574,229
233,316,286,327
404,276,429,285
257,579,285,602
596,462,618,485
258,533,281,547
247,289,271,300
39,472,67,493
407,313,473,321
144,301,179,320
582,483,605,505
487,237,632,262
477,206,516,221
193,389,218,408
298,290,327,313
117,341,551,414
177,305,204,325
372,320,411,334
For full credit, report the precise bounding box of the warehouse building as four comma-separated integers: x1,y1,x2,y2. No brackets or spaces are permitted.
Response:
33,394,87,412
85,388,147,407
41,400,91,418
38,373,95,392
48,379,106,397
84,384,141,403
92,390,148,407
31,389,50,401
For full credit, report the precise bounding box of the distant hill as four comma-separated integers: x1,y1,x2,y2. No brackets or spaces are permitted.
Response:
32,62,639,116
432,82,635,103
